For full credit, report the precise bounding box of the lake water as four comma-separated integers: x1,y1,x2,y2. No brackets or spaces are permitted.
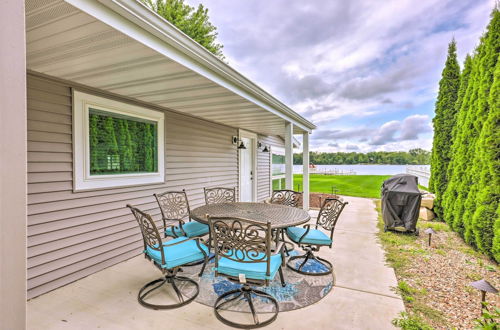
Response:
293,164,430,175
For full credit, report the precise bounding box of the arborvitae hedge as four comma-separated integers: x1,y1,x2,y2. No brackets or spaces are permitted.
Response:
438,8,500,261
89,110,158,174
442,55,473,228
429,40,461,220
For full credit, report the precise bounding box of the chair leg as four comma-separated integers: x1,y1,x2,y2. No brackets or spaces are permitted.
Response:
286,249,333,276
280,229,294,256
138,273,199,310
278,267,286,287
214,284,279,329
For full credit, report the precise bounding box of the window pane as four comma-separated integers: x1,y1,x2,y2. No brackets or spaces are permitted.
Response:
272,153,285,176
89,108,158,175
272,178,285,190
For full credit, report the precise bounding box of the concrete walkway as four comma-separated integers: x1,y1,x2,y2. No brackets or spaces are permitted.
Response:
27,196,404,329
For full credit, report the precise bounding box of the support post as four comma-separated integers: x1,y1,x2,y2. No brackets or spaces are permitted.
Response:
0,0,27,329
302,132,310,210
284,122,293,190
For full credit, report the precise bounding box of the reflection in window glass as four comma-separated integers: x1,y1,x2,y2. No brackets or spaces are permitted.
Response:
89,108,158,175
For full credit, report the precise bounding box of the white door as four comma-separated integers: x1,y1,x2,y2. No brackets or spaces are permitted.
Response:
239,136,255,202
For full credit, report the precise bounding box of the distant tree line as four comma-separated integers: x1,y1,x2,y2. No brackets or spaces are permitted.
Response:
293,148,430,165
431,8,499,262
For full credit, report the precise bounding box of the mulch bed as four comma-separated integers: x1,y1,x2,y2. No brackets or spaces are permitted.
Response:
395,221,500,329
308,193,341,209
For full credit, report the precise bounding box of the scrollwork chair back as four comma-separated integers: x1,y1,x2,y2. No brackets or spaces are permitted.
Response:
209,216,272,280
154,190,191,227
127,205,165,266
204,187,236,205
316,198,348,241
270,189,302,208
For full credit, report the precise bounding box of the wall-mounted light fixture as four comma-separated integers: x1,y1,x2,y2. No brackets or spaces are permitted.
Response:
232,136,247,149
257,141,270,152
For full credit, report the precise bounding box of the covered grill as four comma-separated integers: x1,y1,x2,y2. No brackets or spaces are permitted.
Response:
381,174,422,234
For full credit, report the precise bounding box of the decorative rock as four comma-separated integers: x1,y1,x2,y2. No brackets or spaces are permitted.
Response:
421,197,435,209
420,207,435,220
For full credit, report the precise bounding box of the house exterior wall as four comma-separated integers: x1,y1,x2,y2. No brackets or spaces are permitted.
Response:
256,136,286,201
26,73,278,298
1,0,27,328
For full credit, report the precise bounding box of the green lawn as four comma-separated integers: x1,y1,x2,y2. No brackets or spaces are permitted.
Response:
273,174,391,199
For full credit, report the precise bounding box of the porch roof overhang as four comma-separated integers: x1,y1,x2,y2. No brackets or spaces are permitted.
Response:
25,0,316,136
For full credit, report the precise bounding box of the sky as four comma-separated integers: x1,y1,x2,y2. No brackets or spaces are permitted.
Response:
186,0,495,153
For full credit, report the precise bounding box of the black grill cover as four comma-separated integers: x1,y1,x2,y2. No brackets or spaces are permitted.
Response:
381,174,422,232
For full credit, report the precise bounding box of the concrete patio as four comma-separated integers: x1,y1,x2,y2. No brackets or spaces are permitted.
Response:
27,196,404,329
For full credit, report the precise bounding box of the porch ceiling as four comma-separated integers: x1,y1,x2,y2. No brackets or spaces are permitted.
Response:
25,0,315,136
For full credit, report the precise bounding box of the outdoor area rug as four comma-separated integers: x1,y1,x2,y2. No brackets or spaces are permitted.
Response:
181,250,334,312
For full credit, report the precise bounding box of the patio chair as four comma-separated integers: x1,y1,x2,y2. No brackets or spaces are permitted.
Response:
208,216,286,329
267,189,302,207
204,186,236,205
127,205,209,309
154,189,209,239
286,198,348,276
266,189,303,255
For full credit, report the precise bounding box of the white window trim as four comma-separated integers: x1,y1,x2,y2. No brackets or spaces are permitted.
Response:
72,90,165,191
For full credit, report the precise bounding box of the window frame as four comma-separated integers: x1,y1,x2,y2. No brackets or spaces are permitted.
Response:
73,90,165,191
270,146,286,191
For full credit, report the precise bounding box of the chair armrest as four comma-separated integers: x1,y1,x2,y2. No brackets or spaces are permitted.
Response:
298,224,311,244
164,236,208,258
164,219,187,238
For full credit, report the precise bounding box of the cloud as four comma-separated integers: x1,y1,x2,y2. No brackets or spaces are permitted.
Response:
400,114,432,140
186,0,493,152
346,144,360,150
369,121,402,145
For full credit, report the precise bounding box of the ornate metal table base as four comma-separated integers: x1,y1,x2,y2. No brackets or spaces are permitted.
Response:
286,247,333,276
214,284,279,329
138,273,199,310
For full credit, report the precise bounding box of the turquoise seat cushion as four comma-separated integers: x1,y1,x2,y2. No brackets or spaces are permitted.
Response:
146,237,209,269
216,251,282,280
287,227,332,245
165,221,209,238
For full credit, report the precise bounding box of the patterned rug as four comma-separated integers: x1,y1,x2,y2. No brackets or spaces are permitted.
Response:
181,250,334,312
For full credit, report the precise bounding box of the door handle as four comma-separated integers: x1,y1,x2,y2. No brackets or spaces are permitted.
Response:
250,170,253,180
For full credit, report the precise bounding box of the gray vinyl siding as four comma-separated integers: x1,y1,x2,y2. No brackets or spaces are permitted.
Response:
26,74,239,298
256,136,285,201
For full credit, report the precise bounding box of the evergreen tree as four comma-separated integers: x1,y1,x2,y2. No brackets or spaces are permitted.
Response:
470,18,500,257
442,55,473,227
141,0,224,58
462,8,499,246
429,40,461,220
102,116,119,172
89,114,100,173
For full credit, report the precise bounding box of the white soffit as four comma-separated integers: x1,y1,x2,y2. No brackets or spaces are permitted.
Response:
25,0,315,136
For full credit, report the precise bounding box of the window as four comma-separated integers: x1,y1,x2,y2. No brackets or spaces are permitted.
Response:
271,146,285,190
73,91,164,191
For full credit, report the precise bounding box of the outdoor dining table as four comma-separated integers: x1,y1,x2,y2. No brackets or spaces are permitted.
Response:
190,202,311,246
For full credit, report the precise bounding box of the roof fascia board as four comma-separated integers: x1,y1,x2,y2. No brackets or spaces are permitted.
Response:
64,0,314,133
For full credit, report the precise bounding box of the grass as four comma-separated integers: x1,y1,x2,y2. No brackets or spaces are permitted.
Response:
374,200,446,329
290,174,390,198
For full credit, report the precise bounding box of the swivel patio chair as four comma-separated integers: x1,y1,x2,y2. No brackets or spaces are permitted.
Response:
267,189,303,255
154,189,209,239
286,197,348,276
208,216,286,329
268,189,302,207
204,186,236,205
127,204,209,309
